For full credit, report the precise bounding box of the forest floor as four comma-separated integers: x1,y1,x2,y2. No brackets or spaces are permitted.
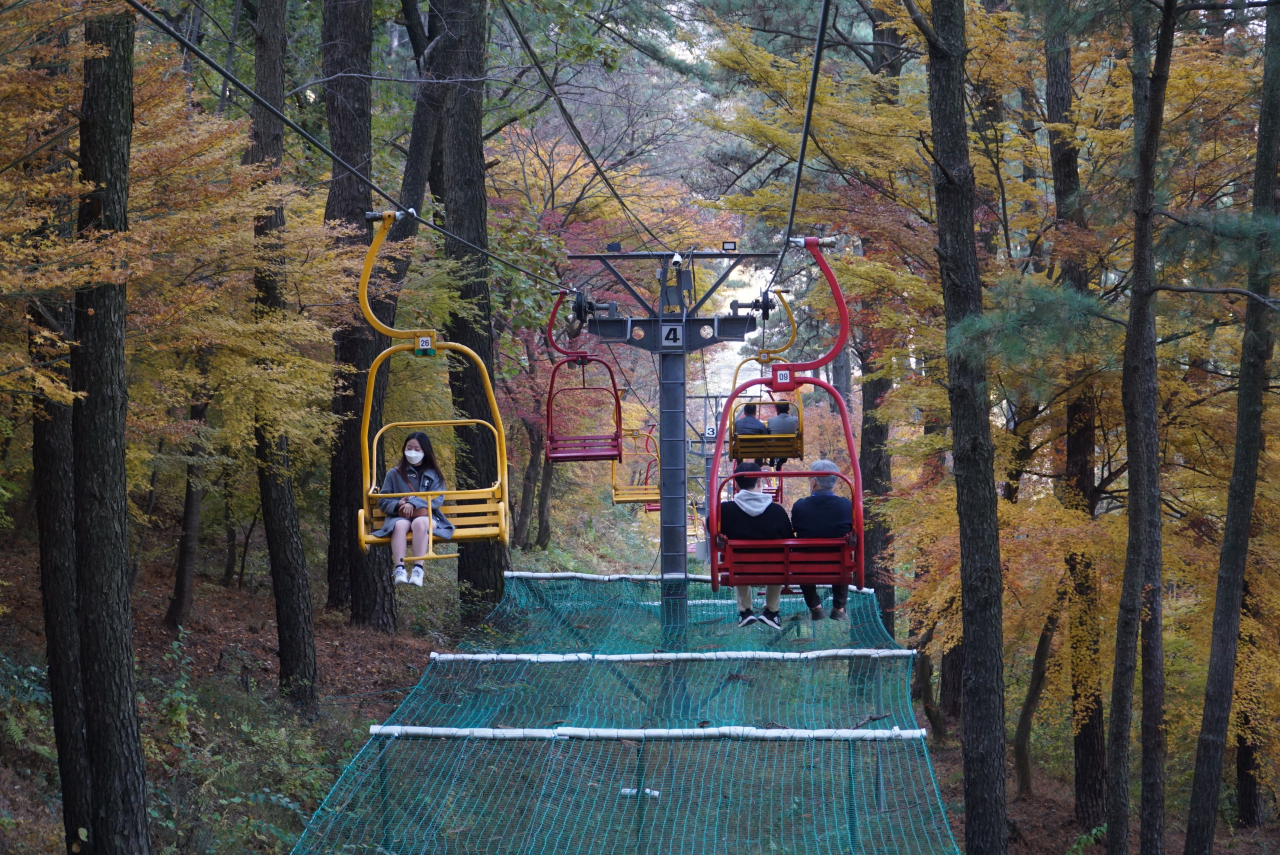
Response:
0,542,1276,853
929,743,1280,854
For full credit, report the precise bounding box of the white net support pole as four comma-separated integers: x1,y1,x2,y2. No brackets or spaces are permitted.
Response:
504,571,713,583
369,725,927,741
503,571,876,595
428,649,915,663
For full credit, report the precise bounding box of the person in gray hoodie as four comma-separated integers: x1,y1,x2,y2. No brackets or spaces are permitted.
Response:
718,462,793,628
371,431,454,586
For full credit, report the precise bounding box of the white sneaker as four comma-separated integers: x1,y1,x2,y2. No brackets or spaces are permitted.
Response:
410,565,424,587
393,565,409,585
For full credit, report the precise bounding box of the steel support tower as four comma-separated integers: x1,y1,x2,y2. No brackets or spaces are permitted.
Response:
569,249,774,641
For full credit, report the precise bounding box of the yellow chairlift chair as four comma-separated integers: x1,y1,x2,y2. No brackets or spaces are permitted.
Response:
355,212,509,562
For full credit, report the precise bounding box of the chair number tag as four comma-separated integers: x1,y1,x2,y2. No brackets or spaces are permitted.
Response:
418,335,433,350
777,370,791,384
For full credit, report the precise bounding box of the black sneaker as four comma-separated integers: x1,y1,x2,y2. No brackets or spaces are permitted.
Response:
738,610,757,628
830,607,848,622
758,609,782,630
809,606,825,621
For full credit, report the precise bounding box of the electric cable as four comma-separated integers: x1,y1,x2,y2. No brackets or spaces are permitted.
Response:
125,0,562,290
604,341,660,427
499,0,674,253
761,0,834,298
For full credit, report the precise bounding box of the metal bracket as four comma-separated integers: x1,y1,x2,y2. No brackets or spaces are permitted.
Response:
587,316,757,353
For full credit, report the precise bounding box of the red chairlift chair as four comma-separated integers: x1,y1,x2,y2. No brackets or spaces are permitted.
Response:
707,236,865,592
544,291,624,464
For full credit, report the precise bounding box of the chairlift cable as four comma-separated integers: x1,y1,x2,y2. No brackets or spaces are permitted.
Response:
499,0,674,254
761,0,834,299
125,0,562,290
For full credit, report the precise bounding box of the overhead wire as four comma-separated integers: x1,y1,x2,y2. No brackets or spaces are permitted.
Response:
498,0,673,254
761,0,834,299
604,342,660,427
124,0,562,290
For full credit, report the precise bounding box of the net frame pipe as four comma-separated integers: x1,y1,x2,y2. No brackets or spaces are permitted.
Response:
368,725,928,740
501,571,878,593
428,649,916,662
505,571,715,583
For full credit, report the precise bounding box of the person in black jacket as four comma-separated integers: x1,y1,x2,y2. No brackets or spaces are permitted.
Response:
734,402,767,436
733,403,767,464
790,459,853,621
719,462,792,628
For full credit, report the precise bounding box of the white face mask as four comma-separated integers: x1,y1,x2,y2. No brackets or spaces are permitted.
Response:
404,449,425,465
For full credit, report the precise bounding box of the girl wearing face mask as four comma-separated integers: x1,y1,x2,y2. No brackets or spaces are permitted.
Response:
370,431,454,586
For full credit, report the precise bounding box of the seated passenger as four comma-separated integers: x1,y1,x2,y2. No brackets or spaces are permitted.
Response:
371,432,454,587
719,462,792,629
790,459,853,621
767,402,800,468
733,403,767,464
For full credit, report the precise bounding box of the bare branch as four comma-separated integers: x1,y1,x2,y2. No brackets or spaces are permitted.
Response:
901,0,944,53
1178,0,1280,9
1154,284,1280,311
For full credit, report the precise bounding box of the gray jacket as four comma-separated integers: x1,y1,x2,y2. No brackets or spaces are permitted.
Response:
769,413,800,435
372,465,454,540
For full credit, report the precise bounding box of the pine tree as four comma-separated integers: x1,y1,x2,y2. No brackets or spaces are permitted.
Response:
72,13,152,853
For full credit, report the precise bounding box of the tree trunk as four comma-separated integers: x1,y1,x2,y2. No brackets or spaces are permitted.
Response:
940,643,963,720
323,0,376,616
1069,552,1108,829
1235,709,1265,828
1046,8,1108,828
321,0,443,628
1014,595,1064,799
859,13,902,640
216,0,242,114
830,343,852,413
533,457,554,550
514,418,544,548
922,0,1007,849
222,485,237,587
164,401,209,632
1109,6,1177,855
180,1,203,74
855,338,894,636
911,624,947,739
439,0,509,610
868,1,904,79
247,0,318,709
255,430,319,707
999,398,1036,502
31,299,94,855
1181,6,1279,853
73,15,151,854
324,392,355,612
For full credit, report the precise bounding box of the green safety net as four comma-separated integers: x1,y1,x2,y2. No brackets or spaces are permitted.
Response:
293,578,960,855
